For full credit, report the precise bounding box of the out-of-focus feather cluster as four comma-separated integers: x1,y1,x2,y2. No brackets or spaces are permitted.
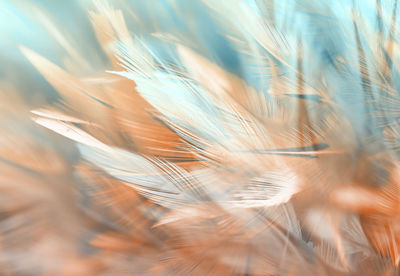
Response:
1,0,400,275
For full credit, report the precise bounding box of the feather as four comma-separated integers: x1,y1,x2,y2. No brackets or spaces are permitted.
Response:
2,0,400,275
